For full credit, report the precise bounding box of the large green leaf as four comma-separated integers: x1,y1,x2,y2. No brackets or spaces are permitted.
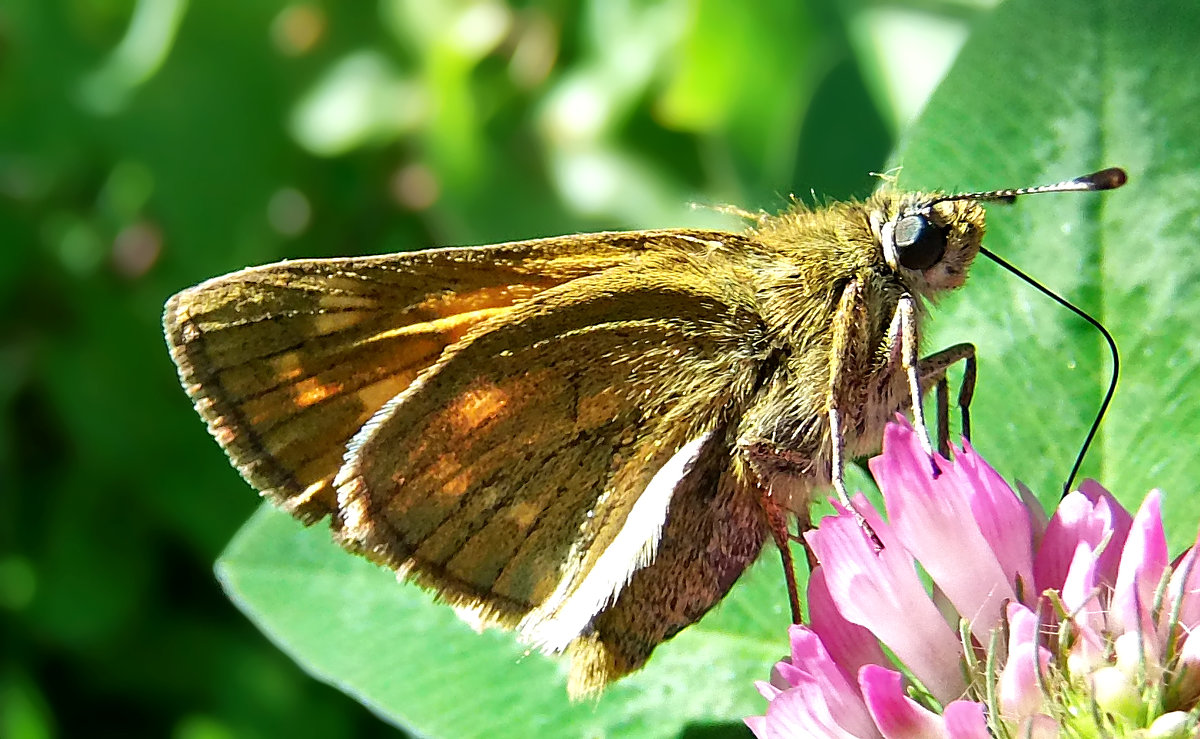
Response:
216,0,1200,735
217,505,795,738
894,0,1200,542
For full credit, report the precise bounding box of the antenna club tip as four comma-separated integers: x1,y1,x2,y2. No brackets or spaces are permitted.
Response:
1085,167,1128,190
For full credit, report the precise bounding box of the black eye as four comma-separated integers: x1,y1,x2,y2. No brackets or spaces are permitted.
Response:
893,214,948,270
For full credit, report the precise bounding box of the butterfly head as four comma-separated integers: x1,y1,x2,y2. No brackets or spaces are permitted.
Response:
870,194,986,295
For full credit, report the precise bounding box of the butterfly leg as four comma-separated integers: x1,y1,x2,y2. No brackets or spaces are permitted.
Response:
758,485,804,623
936,376,950,457
738,432,824,623
827,280,867,510
919,344,976,456
885,295,941,478
826,280,889,555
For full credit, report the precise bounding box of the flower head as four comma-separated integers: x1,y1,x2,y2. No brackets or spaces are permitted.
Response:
747,418,1200,738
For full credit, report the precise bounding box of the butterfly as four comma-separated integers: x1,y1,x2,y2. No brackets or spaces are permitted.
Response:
164,167,1125,697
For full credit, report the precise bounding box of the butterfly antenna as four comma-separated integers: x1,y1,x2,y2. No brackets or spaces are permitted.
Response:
976,246,1120,496
934,167,1128,205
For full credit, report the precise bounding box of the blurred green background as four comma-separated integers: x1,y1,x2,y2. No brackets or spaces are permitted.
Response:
0,0,997,736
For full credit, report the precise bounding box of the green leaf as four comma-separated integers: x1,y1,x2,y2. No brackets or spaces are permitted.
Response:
216,0,1200,735
218,505,788,738
894,0,1200,544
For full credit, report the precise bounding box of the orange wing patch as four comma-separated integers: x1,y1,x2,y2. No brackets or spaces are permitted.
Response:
447,379,512,434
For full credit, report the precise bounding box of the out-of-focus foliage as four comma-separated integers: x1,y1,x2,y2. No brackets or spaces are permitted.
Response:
0,0,985,736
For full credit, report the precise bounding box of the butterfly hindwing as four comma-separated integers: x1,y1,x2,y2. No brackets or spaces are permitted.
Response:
565,423,766,695
331,250,772,687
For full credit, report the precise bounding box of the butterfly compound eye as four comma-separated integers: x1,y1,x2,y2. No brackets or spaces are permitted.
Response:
893,214,948,270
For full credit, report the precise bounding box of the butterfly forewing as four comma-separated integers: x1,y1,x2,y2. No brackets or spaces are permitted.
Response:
163,229,757,521
165,234,677,521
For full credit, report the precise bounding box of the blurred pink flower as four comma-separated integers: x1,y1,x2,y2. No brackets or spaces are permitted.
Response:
747,419,1200,738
